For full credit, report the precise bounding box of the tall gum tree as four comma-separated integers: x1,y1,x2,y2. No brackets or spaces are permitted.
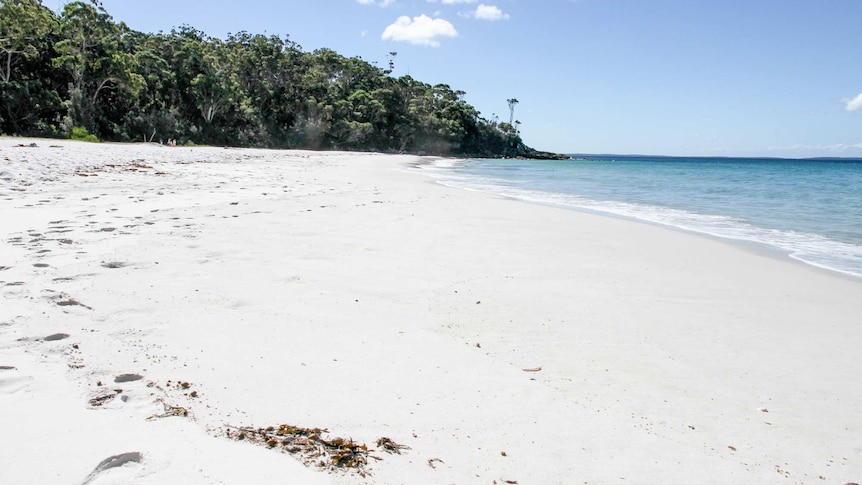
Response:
190,38,238,126
0,0,62,134
53,0,142,131
0,0,56,83
507,98,519,125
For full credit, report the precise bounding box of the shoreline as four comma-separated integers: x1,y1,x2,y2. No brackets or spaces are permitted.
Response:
414,157,862,282
508,195,862,283
2,139,860,484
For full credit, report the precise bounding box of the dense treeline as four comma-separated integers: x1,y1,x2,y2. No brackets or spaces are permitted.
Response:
0,0,537,157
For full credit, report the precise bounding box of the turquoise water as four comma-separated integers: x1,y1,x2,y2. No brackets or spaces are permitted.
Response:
418,155,862,278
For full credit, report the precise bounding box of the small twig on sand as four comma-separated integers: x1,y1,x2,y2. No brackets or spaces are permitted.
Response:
146,399,188,420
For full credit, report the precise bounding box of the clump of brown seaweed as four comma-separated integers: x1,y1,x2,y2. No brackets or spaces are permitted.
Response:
225,424,409,476
376,436,411,454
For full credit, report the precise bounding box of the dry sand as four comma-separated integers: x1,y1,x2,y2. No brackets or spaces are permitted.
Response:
1,138,860,484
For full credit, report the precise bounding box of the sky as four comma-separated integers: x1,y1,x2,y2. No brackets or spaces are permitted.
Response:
41,0,862,157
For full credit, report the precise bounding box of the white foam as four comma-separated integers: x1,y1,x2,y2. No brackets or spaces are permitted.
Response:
418,167,862,278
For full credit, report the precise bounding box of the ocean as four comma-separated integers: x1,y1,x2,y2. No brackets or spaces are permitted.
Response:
417,155,862,279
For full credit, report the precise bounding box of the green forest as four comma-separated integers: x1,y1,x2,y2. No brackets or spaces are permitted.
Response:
0,0,565,158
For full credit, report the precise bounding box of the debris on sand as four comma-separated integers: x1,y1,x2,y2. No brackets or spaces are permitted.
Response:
146,399,189,420
226,424,405,477
55,296,93,310
376,437,410,454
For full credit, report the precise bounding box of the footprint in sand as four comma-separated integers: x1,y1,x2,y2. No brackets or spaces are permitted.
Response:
114,373,143,383
42,333,70,342
89,374,154,409
78,452,143,485
0,367,33,394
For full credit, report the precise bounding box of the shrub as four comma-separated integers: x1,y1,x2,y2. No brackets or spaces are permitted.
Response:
70,126,99,143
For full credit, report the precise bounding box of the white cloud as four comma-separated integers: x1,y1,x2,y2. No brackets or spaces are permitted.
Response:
428,0,478,3
845,93,862,112
473,4,509,20
382,15,458,47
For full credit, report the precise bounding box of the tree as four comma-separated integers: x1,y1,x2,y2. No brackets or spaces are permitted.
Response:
53,1,143,132
224,32,303,146
384,51,397,75
2,0,535,155
122,32,178,142
190,39,237,125
507,97,518,125
0,0,56,83
0,0,63,135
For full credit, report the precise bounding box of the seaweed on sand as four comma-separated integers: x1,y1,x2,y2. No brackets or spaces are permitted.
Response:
376,437,410,454
225,424,400,476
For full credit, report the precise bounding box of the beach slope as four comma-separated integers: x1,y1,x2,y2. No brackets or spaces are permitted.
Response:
1,139,860,484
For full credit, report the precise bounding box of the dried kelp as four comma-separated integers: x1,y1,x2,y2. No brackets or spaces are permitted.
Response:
226,424,385,476
376,437,410,454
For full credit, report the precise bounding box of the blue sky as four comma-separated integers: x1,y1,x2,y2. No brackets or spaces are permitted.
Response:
42,0,862,157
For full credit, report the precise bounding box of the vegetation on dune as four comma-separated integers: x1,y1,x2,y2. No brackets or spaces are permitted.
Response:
1,0,564,157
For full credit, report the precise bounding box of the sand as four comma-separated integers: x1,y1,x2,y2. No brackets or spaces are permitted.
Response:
1,138,860,485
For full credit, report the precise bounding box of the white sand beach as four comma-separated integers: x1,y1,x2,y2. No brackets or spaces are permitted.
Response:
1,138,860,485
